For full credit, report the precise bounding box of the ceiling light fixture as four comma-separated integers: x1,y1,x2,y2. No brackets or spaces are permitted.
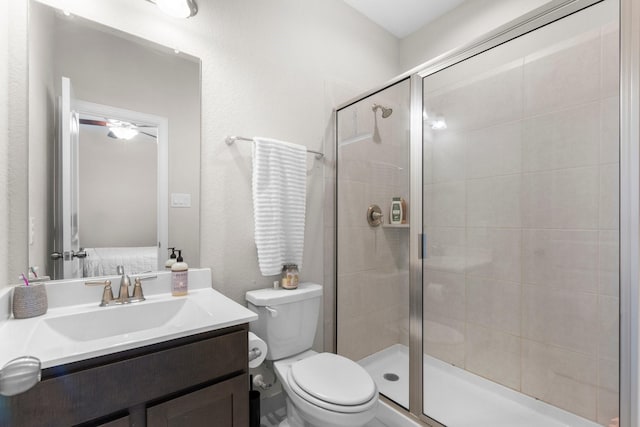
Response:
151,0,198,18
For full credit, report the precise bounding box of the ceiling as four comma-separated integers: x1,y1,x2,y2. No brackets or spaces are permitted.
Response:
341,0,466,39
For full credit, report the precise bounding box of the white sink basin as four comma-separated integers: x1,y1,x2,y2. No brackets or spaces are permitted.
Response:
0,269,258,369
41,298,203,342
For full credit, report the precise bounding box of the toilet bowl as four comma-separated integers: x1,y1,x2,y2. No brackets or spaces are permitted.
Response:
246,283,379,427
273,350,378,427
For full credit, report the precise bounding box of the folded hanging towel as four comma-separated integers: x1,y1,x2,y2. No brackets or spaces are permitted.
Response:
252,137,307,276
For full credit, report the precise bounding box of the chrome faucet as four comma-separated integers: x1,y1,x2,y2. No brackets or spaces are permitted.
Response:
116,265,131,304
85,268,156,306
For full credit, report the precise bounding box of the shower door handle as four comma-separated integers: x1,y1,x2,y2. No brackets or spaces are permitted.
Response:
418,234,426,259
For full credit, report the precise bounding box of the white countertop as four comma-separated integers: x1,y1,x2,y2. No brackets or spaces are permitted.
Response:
0,269,257,369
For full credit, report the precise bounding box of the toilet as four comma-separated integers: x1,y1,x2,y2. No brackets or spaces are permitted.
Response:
246,283,378,427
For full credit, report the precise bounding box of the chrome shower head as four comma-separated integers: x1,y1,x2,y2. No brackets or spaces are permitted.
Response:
372,103,393,118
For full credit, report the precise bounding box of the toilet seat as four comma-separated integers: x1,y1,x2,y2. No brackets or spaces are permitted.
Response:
287,353,377,413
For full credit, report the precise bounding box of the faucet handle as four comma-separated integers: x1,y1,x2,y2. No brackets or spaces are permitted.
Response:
129,274,156,303
116,265,124,275
84,280,114,307
130,278,146,302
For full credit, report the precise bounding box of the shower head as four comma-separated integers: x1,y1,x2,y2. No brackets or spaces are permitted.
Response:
372,103,393,118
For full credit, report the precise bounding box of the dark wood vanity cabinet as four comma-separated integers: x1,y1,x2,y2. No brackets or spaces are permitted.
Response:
0,324,250,427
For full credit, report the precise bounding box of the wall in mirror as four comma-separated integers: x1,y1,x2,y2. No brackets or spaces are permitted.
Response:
29,0,201,279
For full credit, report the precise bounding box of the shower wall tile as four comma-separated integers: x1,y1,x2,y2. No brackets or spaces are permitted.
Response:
521,340,597,420
522,229,598,293
424,181,466,227
598,356,619,424
337,180,367,228
469,65,523,130
522,285,598,356
425,62,522,132
521,167,599,229
598,357,619,393
431,130,466,183
424,314,465,367
466,277,521,336
597,387,619,427
466,227,521,282
467,175,521,228
598,296,619,361
523,31,600,116
337,272,367,317
337,227,376,274
424,226,465,259
338,314,371,361
601,23,620,99
600,96,619,164
465,121,522,179
599,164,619,230
423,269,466,321
522,102,599,172
598,230,619,297
465,323,521,391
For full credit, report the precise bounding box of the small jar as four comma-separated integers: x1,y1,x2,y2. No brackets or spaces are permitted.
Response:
281,264,299,290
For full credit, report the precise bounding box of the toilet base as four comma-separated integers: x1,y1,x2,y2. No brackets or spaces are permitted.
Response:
280,397,306,427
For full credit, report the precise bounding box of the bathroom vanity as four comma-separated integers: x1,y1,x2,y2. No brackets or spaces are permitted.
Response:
0,269,257,427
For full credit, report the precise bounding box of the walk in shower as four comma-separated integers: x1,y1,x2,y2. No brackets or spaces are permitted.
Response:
336,1,623,426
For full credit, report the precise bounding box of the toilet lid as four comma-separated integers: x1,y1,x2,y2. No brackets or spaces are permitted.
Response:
290,353,376,406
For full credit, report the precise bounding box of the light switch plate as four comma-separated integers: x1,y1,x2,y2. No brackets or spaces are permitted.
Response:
171,193,191,208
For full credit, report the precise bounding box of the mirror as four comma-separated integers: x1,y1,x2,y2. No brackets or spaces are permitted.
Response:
28,1,201,280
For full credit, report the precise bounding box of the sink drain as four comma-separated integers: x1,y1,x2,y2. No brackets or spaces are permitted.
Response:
383,373,399,382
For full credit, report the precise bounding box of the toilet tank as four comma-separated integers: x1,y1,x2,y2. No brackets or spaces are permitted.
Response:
246,283,322,360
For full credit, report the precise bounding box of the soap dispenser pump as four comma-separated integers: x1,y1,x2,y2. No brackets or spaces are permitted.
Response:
165,247,177,270
171,250,188,296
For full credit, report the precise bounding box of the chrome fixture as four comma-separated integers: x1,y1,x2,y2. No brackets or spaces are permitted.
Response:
147,0,198,18
372,103,393,118
85,270,156,306
367,204,383,227
84,279,114,307
116,265,131,304
225,135,325,159
129,274,158,303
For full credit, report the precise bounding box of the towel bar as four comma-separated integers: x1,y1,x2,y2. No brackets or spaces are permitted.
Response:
225,135,324,159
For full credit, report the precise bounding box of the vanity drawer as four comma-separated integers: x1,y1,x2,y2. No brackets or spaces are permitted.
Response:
1,326,249,427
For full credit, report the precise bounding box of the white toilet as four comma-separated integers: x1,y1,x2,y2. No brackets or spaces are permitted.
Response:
246,283,378,427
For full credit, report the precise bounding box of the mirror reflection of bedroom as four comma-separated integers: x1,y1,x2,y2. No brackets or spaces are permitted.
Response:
28,1,201,279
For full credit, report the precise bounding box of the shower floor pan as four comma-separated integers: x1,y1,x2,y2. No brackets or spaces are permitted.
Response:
359,344,601,427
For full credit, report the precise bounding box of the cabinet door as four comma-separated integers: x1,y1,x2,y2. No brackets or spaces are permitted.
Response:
147,374,249,427
96,415,130,427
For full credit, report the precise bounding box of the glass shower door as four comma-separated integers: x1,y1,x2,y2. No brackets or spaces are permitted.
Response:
421,1,619,425
335,78,412,409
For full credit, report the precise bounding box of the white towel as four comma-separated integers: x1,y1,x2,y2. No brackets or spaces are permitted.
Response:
252,137,307,276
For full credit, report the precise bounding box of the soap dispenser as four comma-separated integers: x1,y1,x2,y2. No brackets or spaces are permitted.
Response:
171,250,188,296
165,247,177,270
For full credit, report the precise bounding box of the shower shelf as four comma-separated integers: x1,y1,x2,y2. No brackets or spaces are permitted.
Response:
382,224,409,229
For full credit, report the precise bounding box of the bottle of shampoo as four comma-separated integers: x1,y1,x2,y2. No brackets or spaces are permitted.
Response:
165,247,177,270
390,197,403,224
171,250,188,296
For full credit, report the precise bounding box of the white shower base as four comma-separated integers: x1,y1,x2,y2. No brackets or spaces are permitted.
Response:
359,344,601,427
